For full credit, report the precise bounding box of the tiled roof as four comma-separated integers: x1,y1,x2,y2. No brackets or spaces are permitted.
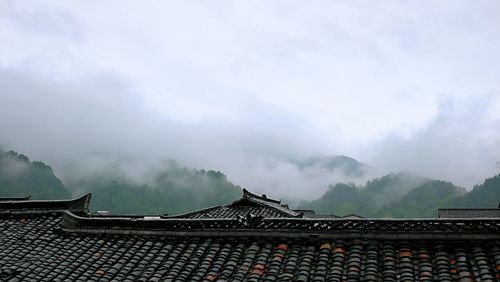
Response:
63,211,499,240
1,212,500,281
1,192,500,281
165,205,290,219
163,190,360,219
164,189,302,219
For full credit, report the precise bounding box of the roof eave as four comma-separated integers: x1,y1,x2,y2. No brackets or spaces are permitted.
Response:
0,193,91,214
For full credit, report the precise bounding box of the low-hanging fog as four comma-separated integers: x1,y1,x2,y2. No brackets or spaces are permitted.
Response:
1,1,499,200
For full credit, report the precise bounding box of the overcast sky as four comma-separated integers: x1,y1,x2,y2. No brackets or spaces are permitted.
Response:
1,1,499,198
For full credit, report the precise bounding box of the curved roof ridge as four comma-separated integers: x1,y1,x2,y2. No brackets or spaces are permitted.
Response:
236,189,302,217
0,195,31,201
60,211,500,240
160,205,222,218
242,188,281,204
0,193,91,214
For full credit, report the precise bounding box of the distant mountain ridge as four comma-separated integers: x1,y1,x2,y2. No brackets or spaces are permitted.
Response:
363,172,429,208
292,155,381,178
302,173,498,218
300,172,430,216
0,150,71,199
79,162,242,214
1,150,498,217
452,174,500,208
376,180,467,217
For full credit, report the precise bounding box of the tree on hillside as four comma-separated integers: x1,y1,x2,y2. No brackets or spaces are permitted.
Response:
79,163,242,214
303,183,376,216
451,174,500,208
0,150,71,199
376,181,465,218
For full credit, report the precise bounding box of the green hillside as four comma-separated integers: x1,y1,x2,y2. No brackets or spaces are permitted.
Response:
73,162,242,214
301,173,429,216
362,172,428,207
451,174,500,208
305,182,374,216
0,150,71,199
376,180,466,218
294,155,378,177
1,150,498,217
302,174,475,218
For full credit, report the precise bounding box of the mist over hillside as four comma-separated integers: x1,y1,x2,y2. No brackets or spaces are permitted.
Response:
245,155,385,199
74,161,242,214
293,155,380,177
299,172,435,216
53,152,384,201
300,174,499,218
1,2,500,214
376,181,466,218
1,150,498,217
0,151,71,199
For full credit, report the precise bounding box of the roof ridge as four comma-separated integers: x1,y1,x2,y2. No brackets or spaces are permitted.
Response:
0,194,91,214
161,205,222,218
249,198,302,217
61,211,500,240
238,189,303,218
0,195,31,201
242,189,281,204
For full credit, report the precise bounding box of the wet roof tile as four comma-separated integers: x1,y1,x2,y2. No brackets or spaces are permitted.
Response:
1,193,500,280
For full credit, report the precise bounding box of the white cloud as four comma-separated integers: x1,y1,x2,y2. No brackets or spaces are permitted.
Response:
1,1,499,196
365,94,500,188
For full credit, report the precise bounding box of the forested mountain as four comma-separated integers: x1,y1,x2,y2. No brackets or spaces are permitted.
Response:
0,150,71,199
376,181,466,217
304,174,499,218
304,182,375,216
362,172,429,208
0,151,241,214
293,155,379,177
0,150,498,217
451,174,500,208
72,162,242,214
301,173,430,216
